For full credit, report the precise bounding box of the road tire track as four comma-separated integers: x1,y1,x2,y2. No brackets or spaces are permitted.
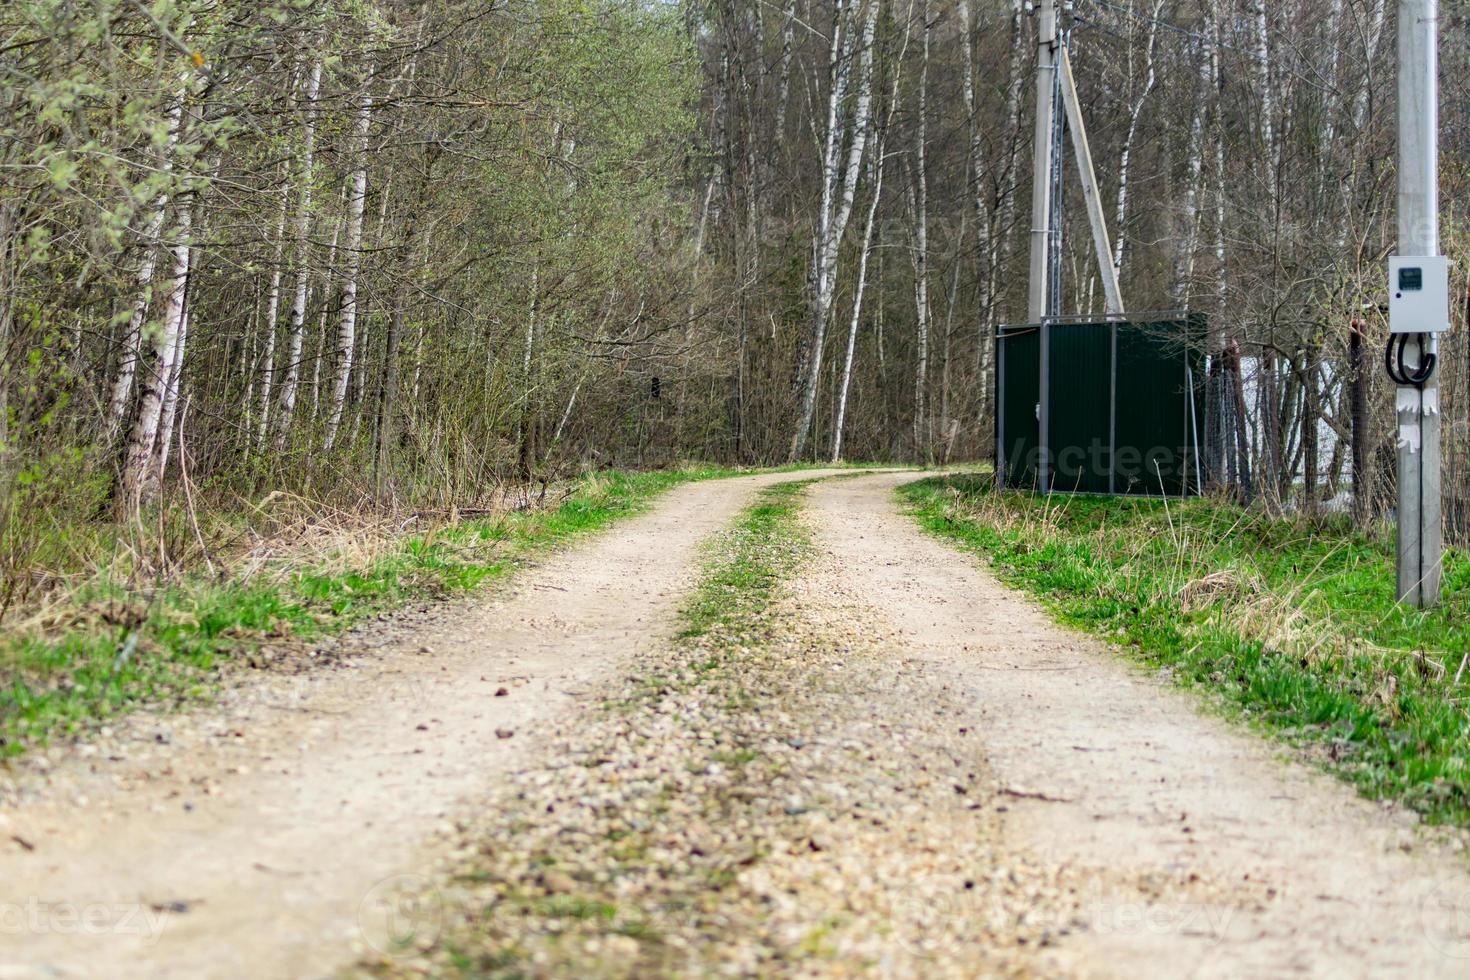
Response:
0,471,844,980
803,472,1470,977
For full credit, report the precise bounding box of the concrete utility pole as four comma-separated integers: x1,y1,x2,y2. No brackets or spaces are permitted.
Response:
1029,0,1058,491
1028,0,1058,325
1394,0,1443,607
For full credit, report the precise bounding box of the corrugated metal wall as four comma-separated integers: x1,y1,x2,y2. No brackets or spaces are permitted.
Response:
996,316,1205,496
997,326,1040,489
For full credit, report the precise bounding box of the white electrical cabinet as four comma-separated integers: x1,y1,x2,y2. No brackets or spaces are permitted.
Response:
1388,255,1451,333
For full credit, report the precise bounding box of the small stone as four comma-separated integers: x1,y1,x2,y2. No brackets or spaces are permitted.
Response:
542,871,576,894
605,935,640,957
496,728,515,739
496,687,510,697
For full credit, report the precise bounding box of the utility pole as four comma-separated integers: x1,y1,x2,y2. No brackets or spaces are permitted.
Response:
1027,0,1057,325
1029,0,1058,490
1392,0,1444,607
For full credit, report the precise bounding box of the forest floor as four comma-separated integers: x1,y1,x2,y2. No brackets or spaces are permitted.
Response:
3,471,1470,978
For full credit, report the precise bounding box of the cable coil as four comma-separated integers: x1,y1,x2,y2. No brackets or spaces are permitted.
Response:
1384,332,1436,389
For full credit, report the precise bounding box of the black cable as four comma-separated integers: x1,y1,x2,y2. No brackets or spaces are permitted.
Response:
1383,333,1403,383
1384,332,1436,389
1406,336,1437,386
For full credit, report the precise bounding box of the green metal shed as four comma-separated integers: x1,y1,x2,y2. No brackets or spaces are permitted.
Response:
996,313,1207,496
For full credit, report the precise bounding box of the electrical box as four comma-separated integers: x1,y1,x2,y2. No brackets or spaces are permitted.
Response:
1388,255,1450,333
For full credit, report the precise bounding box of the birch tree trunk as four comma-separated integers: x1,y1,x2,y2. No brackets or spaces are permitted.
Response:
1250,0,1282,506
273,59,323,447
324,93,373,450
794,0,852,408
980,0,1024,397
519,267,540,478
118,195,193,517
910,0,932,463
309,191,345,421
959,0,993,413
1211,0,1227,322
788,0,878,460
254,179,290,447
1302,351,1320,512
1111,0,1163,280
831,139,887,463
774,0,797,140
375,283,407,498
153,242,195,491
830,2,912,463
1250,0,1275,155
106,90,186,445
938,212,965,461
1169,26,1214,308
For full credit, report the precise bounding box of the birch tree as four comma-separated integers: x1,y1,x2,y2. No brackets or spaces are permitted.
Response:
106,89,187,445
788,0,879,460
908,0,932,462
1110,0,1163,282
831,6,909,463
254,179,290,446
273,59,323,447
324,93,373,451
119,196,193,517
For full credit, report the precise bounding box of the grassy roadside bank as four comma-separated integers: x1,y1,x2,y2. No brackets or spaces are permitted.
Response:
1,466,813,758
901,475,1470,824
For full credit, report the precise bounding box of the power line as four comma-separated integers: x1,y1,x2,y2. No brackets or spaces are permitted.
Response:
1087,0,1238,55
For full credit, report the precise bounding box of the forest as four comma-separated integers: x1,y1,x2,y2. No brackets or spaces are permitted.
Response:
10,4,1470,974
3,0,1469,601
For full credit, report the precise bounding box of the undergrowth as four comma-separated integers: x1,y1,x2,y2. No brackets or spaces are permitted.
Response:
901,475,1470,825
0,466,750,757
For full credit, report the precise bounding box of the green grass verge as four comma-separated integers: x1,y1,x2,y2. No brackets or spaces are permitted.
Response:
0,465,788,758
901,475,1470,824
680,480,814,641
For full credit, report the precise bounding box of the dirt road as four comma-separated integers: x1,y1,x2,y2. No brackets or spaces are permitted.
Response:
5,469,1469,978
801,472,1470,977
0,471,841,980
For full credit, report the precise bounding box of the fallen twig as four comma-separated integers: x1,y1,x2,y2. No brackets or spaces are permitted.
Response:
999,787,1075,803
